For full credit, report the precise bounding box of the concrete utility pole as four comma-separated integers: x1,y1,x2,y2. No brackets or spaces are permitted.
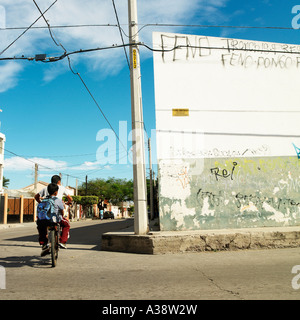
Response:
34,164,38,194
128,0,148,235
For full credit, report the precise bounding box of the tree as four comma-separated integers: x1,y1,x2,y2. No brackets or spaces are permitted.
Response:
3,176,9,188
78,177,133,205
71,195,98,219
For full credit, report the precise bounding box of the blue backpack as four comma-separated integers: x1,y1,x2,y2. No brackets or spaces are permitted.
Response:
37,197,56,222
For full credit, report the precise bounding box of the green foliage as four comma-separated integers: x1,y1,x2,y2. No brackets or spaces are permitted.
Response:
128,205,134,216
78,177,133,205
71,195,82,204
79,196,98,207
66,195,98,207
3,176,9,188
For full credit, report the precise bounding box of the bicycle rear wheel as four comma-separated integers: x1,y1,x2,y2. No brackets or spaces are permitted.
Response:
49,229,58,267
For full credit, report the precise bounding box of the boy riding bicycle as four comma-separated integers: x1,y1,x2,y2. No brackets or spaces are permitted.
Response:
36,183,70,256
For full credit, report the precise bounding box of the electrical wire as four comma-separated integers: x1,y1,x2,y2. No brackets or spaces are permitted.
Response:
2,147,85,181
67,56,130,158
33,0,65,50
111,0,130,69
0,24,119,31
133,23,296,37
31,0,131,164
0,22,296,33
0,0,58,57
3,39,300,63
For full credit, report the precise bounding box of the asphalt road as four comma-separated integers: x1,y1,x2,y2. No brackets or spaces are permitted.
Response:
0,218,300,301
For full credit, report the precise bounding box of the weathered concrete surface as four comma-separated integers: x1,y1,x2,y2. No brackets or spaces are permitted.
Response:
158,157,300,231
101,226,300,254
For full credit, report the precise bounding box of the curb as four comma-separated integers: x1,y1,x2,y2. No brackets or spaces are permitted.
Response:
101,226,300,254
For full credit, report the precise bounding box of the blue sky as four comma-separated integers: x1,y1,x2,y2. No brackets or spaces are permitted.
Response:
0,0,299,190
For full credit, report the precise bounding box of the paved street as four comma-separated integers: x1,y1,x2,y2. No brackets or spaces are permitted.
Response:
0,218,300,300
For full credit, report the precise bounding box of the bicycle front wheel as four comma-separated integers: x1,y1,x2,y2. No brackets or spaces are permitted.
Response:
49,229,58,267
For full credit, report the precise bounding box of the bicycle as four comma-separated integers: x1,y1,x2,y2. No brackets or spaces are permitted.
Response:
47,222,61,267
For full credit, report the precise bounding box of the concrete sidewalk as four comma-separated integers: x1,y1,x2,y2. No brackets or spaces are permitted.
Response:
0,221,37,230
101,219,300,254
2,218,300,255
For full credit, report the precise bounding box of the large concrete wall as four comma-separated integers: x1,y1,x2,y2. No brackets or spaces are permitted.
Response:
153,32,300,231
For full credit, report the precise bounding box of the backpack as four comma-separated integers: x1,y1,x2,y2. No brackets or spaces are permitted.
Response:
37,197,57,222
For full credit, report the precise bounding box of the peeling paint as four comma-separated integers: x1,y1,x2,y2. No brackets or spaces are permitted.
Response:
202,198,215,216
158,156,300,231
273,187,280,194
241,202,258,213
263,203,290,225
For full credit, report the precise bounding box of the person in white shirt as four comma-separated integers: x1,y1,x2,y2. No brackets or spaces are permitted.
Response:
35,175,72,204
35,175,72,249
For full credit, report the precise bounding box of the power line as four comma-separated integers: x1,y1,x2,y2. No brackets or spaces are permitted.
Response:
3,39,300,63
67,57,130,157
0,0,58,56
2,147,85,181
33,0,65,51
111,0,130,69
0,22,296,32
0,22,296,52
31,0,130,163
134,23,296,36
18,152,96,158
17,148,129,158
0,24,119,31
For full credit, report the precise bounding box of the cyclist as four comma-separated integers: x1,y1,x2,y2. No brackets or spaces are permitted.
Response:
36,183,65,256
35,175,72,249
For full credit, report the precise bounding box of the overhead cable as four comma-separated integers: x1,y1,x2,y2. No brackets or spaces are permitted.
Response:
2,40,300,62
0,0,58,56
32,2,130,161
2,147,84,181
111,0,130,69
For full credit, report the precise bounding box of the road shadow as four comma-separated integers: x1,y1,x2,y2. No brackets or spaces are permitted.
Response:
0,255,50,268
4,219,134,251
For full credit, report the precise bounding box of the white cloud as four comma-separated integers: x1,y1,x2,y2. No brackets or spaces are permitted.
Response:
4,156,67,171
0,62,23,92
68,160,104,171
4,156,113,175
0,0,229,89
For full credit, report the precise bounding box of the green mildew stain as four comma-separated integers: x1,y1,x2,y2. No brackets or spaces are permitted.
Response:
159,156,300,231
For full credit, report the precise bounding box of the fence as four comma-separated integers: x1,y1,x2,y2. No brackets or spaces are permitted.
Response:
0,194,36,224
8,198,34,215
0,194,103,224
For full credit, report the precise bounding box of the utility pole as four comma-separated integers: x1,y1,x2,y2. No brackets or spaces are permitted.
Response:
85,175,88,196
34,164,38,194
148,138,154,220
128,0,148,234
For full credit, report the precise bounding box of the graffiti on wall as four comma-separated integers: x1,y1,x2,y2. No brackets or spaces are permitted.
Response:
293,143,300,159
160,34,300,70
158,156,300,231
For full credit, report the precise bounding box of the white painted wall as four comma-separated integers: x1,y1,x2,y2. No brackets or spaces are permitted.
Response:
153,32,300,160
153,32,300,230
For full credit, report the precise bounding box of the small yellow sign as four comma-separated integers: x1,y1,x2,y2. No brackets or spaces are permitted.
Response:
133,49,137,69
172,108,189,117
